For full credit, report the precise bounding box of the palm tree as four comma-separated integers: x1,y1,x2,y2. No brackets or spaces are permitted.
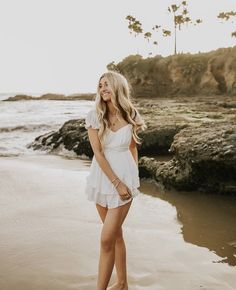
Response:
167,1,202,55
217,11,236,38
125,15,143,54
125,1,202,56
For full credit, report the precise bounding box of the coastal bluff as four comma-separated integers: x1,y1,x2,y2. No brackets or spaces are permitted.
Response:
108,45,236,98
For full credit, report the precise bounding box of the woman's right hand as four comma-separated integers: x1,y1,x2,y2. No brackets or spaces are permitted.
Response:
115,181,132,201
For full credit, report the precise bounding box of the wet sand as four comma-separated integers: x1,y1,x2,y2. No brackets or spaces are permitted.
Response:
0,155,235,290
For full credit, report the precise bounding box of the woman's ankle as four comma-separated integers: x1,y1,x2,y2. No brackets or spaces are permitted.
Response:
107,281,128,290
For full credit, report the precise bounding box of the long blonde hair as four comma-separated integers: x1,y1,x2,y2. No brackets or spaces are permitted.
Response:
94,71,147,148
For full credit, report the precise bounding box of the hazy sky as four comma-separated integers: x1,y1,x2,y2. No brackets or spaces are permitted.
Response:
0,0,235,94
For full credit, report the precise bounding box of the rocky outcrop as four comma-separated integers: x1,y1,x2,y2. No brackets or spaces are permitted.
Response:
140,123,236,194
136,96,236,194
138,157,163,178
28,119,95,158
108,46,236,98
3,93,95,101
139,124,188,155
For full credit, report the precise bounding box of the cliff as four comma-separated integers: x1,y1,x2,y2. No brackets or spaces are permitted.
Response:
108,46,236,98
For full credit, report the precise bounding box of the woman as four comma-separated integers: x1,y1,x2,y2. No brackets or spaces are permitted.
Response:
84,71,146,290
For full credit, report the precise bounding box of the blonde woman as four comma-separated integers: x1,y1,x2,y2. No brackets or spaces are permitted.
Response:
84,71,146,290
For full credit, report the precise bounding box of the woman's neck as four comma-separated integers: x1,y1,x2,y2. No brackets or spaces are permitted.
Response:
107,101,117,115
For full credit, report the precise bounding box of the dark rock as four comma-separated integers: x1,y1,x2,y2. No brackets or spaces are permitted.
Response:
28,119,94,158
138,157,163,178
155,123,236,194
138,124,188,155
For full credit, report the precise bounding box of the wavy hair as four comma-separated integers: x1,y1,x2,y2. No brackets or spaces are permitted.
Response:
94,71,147,148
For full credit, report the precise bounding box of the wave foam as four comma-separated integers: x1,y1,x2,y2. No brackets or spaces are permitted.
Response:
0,124,55,133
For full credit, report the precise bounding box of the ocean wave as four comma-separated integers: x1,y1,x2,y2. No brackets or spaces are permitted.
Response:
0,124,56,133
28,141,89,160
52,143,88,159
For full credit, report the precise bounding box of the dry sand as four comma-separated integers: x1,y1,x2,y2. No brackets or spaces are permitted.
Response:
0,154,235,290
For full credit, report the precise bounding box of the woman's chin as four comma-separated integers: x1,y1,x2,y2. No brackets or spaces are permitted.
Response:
103,97,111,102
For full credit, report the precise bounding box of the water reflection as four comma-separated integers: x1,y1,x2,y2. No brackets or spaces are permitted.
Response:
140,178,236,267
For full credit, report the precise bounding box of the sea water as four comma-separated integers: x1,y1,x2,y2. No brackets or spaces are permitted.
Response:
0,94,94,157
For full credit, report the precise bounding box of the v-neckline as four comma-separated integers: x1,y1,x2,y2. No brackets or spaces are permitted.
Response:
108,123,131,133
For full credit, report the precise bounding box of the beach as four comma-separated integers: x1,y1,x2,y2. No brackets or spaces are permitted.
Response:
1,154,236,290
1,0,236,288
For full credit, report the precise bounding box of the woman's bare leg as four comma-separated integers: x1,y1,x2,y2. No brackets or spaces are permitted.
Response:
107,227,128,289
96,200,132,290
96,204,128,289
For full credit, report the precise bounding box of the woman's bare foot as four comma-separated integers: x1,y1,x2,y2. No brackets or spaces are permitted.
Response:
107,281,128,290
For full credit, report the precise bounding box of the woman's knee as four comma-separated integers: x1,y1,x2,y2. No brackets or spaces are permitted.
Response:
100,227,123,251
100,234,116,252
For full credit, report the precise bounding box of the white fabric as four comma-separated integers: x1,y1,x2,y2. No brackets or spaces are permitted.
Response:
85,108,141,209
85,108,100,129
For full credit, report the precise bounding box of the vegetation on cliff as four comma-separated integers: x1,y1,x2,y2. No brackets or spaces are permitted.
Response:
108,46,236,98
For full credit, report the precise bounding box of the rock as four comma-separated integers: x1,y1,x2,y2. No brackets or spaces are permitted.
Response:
138,157,163,178
155,123,236,194
28,119,94,158
138,124,188,155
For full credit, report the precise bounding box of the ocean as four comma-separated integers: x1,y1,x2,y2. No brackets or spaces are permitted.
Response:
0,94,94,157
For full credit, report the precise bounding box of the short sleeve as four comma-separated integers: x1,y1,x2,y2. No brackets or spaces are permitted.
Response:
85,109,100,130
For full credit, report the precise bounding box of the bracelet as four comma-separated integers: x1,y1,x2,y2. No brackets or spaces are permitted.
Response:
114,181,121,188
111,177,119,184
113,179,120,187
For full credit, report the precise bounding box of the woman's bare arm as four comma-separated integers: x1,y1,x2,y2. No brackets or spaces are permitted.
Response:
87,127,119,182
129,136,138,166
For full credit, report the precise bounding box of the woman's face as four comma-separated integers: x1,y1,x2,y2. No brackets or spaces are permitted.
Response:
99,76,113,102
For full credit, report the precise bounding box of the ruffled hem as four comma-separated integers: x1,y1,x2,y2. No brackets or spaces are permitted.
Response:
85,186,140,209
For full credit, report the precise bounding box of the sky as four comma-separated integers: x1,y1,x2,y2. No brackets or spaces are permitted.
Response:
0,0,235,95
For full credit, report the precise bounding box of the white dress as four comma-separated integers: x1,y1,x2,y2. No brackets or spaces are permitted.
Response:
84,108,141,209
